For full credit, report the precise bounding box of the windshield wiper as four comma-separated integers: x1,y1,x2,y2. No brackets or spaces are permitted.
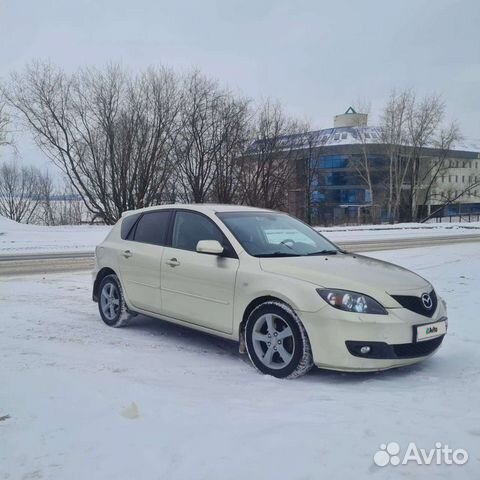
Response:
256,252,302,258
306,250,338,256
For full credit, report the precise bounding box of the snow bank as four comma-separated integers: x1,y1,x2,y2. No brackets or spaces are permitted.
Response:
316,221,480,242
0,215,33,232
0,215,111,256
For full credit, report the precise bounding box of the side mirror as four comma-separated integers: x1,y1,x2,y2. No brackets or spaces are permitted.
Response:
196,239,224,255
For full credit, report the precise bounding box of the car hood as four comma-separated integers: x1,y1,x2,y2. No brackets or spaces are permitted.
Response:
259,253,431,308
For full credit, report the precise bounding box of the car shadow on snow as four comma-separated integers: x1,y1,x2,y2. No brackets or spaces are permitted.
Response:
121,313,441,383
123,314,244,360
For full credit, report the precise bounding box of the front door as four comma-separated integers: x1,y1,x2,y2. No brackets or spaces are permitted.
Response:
160,211,239,334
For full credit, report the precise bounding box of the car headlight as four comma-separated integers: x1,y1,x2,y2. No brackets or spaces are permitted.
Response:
316,289,387,315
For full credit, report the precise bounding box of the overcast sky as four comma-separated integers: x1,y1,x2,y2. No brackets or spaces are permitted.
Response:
1,0,479,169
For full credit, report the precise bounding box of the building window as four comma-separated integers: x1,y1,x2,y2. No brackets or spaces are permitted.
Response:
315,155,348,169
341,133,347,139
456,176,458,182
338,189,361,204
449,175,452,182
462,176,465,183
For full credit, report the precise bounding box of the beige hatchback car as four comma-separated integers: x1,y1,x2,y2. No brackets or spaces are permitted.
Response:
93,204,447,378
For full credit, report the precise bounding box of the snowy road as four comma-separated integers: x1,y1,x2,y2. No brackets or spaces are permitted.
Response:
1,244,480,479
2,236,480,276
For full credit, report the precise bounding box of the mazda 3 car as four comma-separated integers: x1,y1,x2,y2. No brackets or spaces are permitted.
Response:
93,204,447,378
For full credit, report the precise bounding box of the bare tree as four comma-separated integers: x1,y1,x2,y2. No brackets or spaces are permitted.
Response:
380,89,413,222
297,128,321,224
36,170,56,225
3,63,181,224
211,95,251,203
336,101,380,223
406,94,445,220
379,90,452,222
174,71,220,202
239,100,304,210
174,71,250,203
0,158,43,223
414,122,462,217
38,175,84,226
351,125,375,210
0,93,11,148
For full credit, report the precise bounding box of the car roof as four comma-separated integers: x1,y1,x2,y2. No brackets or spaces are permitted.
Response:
121,203,274,217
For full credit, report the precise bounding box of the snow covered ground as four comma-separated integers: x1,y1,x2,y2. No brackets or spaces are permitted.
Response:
1,243,479,479
316,221,480,242
0,216,110,256
1,213,480,256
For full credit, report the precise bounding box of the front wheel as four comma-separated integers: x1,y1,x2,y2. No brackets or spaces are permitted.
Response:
98,274,133,327
245,301,313,379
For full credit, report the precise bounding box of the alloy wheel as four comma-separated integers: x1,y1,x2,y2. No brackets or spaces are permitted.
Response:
100,282,120,321
251,313,295,369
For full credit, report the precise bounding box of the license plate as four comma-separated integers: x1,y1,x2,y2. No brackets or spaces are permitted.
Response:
415,320,447,342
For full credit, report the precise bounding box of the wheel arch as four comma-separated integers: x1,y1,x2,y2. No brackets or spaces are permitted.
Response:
93,267,117,302
239,295,294,339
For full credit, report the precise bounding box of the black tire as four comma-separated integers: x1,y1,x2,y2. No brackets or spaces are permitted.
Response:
97,274,133,327
245,301,314,379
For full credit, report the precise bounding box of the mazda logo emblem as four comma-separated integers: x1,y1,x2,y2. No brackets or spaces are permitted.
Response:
421,293,433,309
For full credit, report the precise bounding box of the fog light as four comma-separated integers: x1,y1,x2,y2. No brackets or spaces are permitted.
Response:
360,346,371,355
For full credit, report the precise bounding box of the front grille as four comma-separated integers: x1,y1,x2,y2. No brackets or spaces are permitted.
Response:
391,289,437,318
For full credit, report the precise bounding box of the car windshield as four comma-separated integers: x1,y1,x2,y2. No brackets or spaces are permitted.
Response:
217,211,339,257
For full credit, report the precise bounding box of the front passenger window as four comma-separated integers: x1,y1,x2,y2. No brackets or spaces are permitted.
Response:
172,212,224,252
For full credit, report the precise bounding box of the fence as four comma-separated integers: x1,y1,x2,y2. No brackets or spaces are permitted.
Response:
429,214,480,223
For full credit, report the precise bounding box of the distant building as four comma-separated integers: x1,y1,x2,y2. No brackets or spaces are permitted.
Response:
281,107,480,224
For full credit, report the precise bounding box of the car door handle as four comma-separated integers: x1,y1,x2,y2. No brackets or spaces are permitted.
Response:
166,257,180,267
122,250,133,258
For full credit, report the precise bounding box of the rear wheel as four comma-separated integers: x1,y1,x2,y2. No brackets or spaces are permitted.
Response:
98,274,133,327
245,301,313,379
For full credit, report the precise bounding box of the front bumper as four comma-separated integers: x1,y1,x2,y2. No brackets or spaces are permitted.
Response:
345,334,445,360
299,299,447,372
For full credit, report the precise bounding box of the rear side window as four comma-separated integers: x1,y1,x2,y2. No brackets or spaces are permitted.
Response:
121,214,140,240
133,210,171,246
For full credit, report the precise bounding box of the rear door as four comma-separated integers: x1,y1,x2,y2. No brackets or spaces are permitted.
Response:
160,210,239,334
118,209,172,313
